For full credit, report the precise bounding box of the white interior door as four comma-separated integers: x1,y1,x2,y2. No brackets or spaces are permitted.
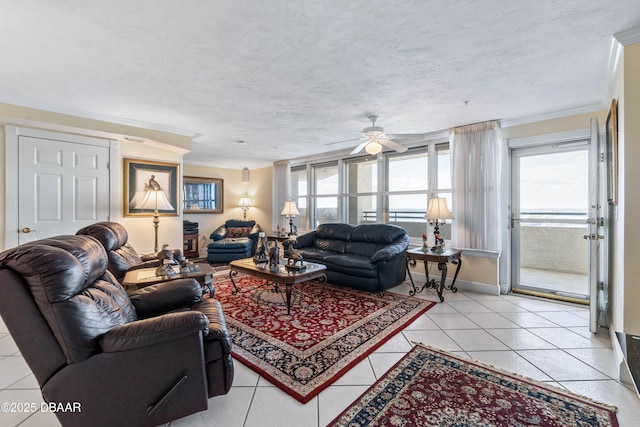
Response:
17,135,111,244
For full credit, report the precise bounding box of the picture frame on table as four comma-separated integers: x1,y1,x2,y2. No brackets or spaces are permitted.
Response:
605,99,618,206
124,158,179,216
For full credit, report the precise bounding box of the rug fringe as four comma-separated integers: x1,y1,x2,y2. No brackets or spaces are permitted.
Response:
409,340,619,413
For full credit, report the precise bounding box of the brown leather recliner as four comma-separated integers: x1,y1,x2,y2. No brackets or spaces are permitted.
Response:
0,235,234,427
76,221,183,283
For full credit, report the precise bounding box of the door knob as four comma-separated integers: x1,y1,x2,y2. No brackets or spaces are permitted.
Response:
21,227,37,233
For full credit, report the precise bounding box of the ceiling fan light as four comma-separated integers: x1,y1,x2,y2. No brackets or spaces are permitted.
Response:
365,141,382,155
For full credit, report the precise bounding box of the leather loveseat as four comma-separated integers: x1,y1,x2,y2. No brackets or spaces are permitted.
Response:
0,235,233,426
284,223,409,292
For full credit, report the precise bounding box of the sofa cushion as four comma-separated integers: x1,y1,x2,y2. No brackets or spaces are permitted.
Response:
295,247,337,262
226,227,251,238
208,238,252,250
322,254,378,278
350,223,406,244
315,223,354,240
345,241,387,258
314,238,346,253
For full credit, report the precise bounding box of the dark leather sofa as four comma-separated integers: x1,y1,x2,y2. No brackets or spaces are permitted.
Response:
207,219,262,263
0,235,233,426
284,223,409,292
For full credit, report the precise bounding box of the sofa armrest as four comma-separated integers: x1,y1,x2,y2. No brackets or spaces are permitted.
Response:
210,224,227,241
129,278,203,318
292,230,316,249
371,234,410,263
100,311,209,353
140,252,158,262
248,223,262,239
127,259,162,272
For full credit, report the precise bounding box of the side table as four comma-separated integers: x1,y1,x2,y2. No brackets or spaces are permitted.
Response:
406,247,462,302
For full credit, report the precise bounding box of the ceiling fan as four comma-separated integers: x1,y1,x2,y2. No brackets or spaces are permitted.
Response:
327,115,413,155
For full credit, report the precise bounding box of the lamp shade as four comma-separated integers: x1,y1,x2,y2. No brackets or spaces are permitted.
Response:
280,200,300,217
425,197,454,221
133,189,174,211
239,196,252,208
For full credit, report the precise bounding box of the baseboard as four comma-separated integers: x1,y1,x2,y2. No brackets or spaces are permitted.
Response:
455,279,501,296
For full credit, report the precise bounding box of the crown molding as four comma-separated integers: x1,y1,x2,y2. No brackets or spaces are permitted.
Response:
0,98,199,138
501,103,604,128
614,27,640,46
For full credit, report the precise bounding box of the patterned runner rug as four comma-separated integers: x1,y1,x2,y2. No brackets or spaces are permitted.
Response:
329,343,619,426
214,274,435,403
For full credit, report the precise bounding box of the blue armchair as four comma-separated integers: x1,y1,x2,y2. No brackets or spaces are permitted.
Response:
207,219,262,263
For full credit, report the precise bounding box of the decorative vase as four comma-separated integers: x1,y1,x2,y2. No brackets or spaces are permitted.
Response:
422,240,429,252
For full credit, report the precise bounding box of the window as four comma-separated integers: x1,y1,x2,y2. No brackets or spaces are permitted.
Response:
291,141,451,240
312,162,339,228
291,166,308,229
345,157,377,225
386,148,429,236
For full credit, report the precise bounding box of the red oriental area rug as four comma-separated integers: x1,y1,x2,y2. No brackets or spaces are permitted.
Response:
329,343,619,427
214,274,435,403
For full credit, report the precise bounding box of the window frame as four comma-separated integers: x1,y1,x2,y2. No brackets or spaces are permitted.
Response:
290,140,451,238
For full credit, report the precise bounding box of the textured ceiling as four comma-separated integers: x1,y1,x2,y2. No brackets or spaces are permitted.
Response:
1,1,639,169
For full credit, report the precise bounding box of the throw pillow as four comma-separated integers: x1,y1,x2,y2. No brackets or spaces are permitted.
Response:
227,227,251,238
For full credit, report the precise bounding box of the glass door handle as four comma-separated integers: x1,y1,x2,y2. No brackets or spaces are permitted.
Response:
583,233,604,240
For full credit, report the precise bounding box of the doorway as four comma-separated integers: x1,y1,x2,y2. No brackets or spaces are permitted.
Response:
511,142,590,303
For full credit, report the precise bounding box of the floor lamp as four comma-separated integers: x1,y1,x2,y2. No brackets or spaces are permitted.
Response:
136,189,174,252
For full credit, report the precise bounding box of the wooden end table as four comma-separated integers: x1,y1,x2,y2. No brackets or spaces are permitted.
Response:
228,258,327,314
406,248,462,302
122,263,215,297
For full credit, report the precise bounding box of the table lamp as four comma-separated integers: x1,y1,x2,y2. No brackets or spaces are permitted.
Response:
424,197,454,251
280,200,300,235
239,196,252,219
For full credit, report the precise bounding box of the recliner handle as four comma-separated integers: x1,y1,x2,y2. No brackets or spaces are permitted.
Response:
146,375,188,418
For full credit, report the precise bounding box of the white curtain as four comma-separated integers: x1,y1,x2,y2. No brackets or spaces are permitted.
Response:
451,120,502,251
272,160,291,232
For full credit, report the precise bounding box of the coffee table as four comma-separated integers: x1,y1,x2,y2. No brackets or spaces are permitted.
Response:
122,263,215,297
228,258,327,314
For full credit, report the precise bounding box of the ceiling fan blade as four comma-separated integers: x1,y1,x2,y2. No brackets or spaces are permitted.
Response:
325,137,362,146
379,138,408,153
350,141,368,155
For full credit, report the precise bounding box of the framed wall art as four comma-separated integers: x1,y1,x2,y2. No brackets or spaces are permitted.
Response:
606,98,618,206
124,158,179,216
183,176,224,214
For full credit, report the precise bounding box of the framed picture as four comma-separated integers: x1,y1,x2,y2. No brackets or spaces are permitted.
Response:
124,158,179,216
606,99,618,206
183,176,224,213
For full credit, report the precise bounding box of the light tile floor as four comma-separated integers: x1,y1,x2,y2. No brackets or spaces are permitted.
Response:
1,283,639,427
